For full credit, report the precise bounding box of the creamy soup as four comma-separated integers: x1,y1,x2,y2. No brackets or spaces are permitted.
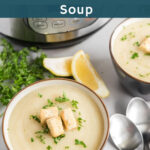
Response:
8,84,104,150
113,19,150,82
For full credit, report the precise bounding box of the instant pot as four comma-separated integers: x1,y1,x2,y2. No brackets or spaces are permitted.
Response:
0,18,110,48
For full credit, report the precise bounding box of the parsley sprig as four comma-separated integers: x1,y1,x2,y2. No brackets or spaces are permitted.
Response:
131,52,139,59
77,117,86,131
47,145,52,150
55,92,70,103
53,134,65,144
35,126,49,134
75,139,87,148
0,38,55,105
30,115,41,123
43,99,54,109
36,135,46,144
71,100,79,109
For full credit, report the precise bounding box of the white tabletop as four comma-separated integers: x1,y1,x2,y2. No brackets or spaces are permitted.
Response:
0,18,139,150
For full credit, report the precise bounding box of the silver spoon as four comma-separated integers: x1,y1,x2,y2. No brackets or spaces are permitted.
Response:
126,97,150,150
110,114,144,150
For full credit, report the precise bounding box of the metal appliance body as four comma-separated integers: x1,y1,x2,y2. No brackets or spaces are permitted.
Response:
0,18,110,48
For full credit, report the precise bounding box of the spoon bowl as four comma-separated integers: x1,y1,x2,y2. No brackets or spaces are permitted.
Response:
110,114,144,150
126,97,150,134
126,97,150,150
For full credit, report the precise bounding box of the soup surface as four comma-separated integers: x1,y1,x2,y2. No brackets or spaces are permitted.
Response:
113,19,150,82
8,83,104,150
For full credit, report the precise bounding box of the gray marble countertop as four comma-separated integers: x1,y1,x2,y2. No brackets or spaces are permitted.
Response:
1,18,147,150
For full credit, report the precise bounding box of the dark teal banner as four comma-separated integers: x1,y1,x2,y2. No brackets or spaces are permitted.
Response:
0,0,150,17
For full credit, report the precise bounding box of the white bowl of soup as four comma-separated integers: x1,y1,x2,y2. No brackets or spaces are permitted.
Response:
2,78,109,150
110,18,150,100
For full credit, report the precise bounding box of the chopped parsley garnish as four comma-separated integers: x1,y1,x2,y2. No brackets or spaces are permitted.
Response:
77,117,86,131
71,100,79,109
65,146,70,149
121,35,127,41
128,32,135,38
146,35,150,38
0,38,55,106
121,32,135,41
75,139,87,148
139,73,150,77
55,92,70,103
38,93,43,98
35,126,49,134
58,107,62,110
31,137,34,142
36,135,45,144
131,52,139,59
53,134,65,144
133,41,140,47
139,74,144,77
47,145,52,150
72,109,76,112
43,99,54,109
30,115,41,123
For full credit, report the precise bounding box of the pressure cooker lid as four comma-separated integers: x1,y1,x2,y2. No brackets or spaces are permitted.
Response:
28,18,97,34
0,18,111,44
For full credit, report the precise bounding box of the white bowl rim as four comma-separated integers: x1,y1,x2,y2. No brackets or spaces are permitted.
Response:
2,78,110,150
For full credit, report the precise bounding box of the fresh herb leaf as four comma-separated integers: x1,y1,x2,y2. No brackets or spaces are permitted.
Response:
0,38,55,106
75,139,87,148
53,134,65,144
146,35,150,38
77,117,86,131
139,73,150,77
128,32,135,38
30,46,38,51
121,35,127,41
58,107,62,111
36,135,45,144
139,74,144,77
38,93,43,98
31,137,34,142
71,100,79,109
30,115,41,123
131,52,139,59
65,146,70,149
55,92,70,103
35,126,49,134
43,99,54,109
47,145,52,150
133,41,140,47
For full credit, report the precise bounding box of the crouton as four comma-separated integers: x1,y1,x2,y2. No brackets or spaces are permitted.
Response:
40,107,58,125
139,37,150,53
46,116,64,137
60,108,77,131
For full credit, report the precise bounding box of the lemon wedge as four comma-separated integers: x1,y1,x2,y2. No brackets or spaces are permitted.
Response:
71,50,109,98
43,57,72,76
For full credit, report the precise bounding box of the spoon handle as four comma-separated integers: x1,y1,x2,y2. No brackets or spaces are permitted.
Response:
144,143,149,150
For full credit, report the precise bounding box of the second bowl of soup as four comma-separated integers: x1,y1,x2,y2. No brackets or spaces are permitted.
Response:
110,18,150,100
